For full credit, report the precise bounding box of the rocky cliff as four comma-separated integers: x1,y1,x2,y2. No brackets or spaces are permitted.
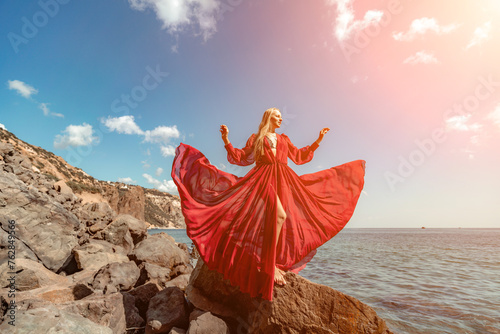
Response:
0,128,184,229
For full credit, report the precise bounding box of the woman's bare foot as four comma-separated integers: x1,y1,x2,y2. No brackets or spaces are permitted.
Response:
274,267,286,286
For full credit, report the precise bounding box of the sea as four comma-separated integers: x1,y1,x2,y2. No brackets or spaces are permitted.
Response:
149,228,500,334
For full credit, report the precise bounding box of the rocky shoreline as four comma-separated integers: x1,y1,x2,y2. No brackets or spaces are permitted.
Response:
0,131,394,333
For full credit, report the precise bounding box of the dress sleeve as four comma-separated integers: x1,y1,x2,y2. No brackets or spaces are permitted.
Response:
224,133,256,166
281,133,319,165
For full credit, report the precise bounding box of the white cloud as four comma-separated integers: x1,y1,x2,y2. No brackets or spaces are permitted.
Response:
487,104,500,129
403,50,439,65
466,21,492,49
39,103,64,118
142,160,151,169
102,115,180,156
40,103,50,116
445,114,482,132
54,123,99,149
155,167,164,176
393,17,459,41
0,123,6,130
118,177,136,184
103,115,144,135
7,80,38,98
144,125,180,144
327,0,383,42
160,145,176,157
128,0,220,41
143,173,177,193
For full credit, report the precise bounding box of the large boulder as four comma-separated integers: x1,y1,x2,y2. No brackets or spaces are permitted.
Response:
91,261,140,294
0,172,81,272
93,217,134,254
137,262,172,287
128,282,161,319
130,232,190,270
186,311,230,334
78,202,116,228
0,226,38,264
187,259,394,334
73,239,129,271
112,214,148,244
0,305,113,334
58,292,127,334
146,286,190,334
0,258,70,291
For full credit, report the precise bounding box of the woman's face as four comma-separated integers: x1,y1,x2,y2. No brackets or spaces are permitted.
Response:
270,110,282,128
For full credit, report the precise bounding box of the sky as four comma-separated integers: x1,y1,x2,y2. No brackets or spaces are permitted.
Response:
1,0,499,228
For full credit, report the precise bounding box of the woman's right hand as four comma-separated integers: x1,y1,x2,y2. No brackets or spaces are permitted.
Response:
220,124,230,144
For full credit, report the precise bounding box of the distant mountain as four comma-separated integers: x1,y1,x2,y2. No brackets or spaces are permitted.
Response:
0,128,185,228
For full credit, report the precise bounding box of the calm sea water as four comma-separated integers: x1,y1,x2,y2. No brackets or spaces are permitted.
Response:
149,228,500,334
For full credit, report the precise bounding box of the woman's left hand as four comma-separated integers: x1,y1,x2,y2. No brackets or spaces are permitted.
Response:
317,127,330,143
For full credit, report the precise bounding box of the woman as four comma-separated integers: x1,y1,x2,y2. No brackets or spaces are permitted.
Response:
171,107,365,301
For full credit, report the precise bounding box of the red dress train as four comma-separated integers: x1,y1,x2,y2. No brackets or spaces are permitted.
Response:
171,133,365,301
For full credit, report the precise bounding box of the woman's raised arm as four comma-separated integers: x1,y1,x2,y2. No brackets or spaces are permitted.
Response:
221,125,255,166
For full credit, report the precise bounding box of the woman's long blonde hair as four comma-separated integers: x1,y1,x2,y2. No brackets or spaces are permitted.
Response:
253,107,280,162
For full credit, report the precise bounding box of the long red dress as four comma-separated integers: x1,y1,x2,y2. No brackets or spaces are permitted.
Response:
171,133,365,301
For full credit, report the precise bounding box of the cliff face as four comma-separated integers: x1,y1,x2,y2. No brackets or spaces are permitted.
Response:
0,128,184,229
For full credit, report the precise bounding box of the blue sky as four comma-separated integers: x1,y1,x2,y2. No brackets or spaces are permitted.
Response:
1,0,499,228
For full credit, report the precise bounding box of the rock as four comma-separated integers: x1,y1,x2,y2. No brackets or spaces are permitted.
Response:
186,259,394,334
137,262,172,287
189,308,207,322
169,328,187,334
91,261,140,294
112,214,148,244
54,180,75,196
130,232,190,270
146,286,189,334
122,292,146,332
78,202,116,229
128,282,161,319
165,274,191,291
73,239,129,271
171,264,193,278
94,217,134,254
0,305,113,334
58,292,127,334
186,311,230,334
0,226,39,263
0,258,70,291
0,172,80,272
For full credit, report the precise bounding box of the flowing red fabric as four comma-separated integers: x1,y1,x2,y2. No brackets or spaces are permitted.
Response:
171,133,365,301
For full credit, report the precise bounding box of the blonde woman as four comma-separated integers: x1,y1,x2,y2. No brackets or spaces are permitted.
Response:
172,107,365,301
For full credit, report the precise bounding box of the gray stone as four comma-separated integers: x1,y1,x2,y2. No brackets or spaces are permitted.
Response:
73,239,129,271
137,262,172,287
146,286,189,334
131,232,190,270
0,171,80,272
94,217,134,254
186,312,230,334
58,292,127,334
0,258,70,291
112,214,148,244
165,274,191,291
92,261,140,294
0,305,113,334
128,282,161,319
122,292,145,331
